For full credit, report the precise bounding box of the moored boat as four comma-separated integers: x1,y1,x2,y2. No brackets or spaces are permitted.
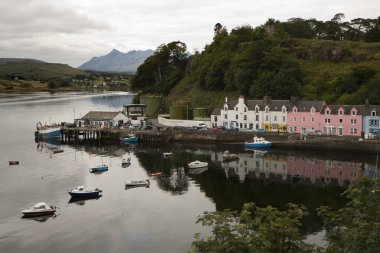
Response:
122,158,131,166
163,152,173,158
244,136,272,149
90,165,108,173
150,172,162,176
125,179,150,188
68,186,102,198
188,160,208,169
9,160,19,165
35,122,61,140
120,134,138,143
21,202,56,217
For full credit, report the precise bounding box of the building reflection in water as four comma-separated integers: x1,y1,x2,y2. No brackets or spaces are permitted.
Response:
212,150,363,187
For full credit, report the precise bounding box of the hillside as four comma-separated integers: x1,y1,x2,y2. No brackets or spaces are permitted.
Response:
0,60,86,80
79,49,154,73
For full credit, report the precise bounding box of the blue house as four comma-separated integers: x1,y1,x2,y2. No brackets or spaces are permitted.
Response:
361,104,380,138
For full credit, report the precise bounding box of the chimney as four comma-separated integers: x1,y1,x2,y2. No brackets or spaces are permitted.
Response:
239,95,245,105
365,98,369,106
225,96,228,103
291,96,298,104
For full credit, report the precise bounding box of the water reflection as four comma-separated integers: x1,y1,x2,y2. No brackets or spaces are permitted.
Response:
68,195,103,205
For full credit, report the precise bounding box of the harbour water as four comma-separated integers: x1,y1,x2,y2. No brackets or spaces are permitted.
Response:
0,92,378,252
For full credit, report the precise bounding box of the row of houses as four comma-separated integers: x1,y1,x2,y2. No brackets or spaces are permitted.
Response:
211,96,380,137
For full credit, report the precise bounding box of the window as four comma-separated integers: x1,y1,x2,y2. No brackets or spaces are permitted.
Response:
294,126,297,132
325,110,330,115
256,115,259,121
293,107,297,113
282,107,286,113
244,107,247,112
214,116,217,122
274,116,277,122
311,108,315,114
265,107,269,113
302,117,306,122
244,115,247,120
350,128,357,134
339,110,343,116
371,110,377,116
351,119,357,125
224,107,227,111
255,107,259,113
339,118,343,124
293,116,297,122
265,116,269,121
351,110,356,116
283,116,286,122
224,114,227,119
235,107,238,111
369,119,378,126
236,115,238,120
311,117,314,123
325,118,331,124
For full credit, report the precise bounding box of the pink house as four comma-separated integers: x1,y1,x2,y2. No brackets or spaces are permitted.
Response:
287,97,325,134
320,105,362,136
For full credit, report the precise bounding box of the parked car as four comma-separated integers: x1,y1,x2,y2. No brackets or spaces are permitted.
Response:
306,130,322,136
255,128,266,134
129,124,140,130
212,126,225,132
239,128,254,132
193,123,207,130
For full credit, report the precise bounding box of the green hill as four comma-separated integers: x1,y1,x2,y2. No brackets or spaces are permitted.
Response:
0,60,86,81
131,15,380,111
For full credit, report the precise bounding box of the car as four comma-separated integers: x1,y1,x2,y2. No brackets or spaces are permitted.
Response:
239,128,254,132
141,125,153,130
129,125,140,130
306,130,322,136
193,123,207,130
212,127,225,132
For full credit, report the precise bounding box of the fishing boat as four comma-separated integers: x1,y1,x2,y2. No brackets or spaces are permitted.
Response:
35,122,61,140
21,202,56,217
89,165,108,173
122,158,131,166
244,136,272,149
163,152,173,158
188,160,208,169
68,186,102,198
222,150,239,162
125,179,150,188
120,134,138,144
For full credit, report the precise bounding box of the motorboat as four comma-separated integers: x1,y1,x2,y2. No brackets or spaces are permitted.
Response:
21,202,56,217
35,122,61,140
68,186,102,198
122,158,131,166
163,152,173,158
244,136,272,149
125,179,150,188
222,150,239,162
90,165,108,173
120,134,138,144
188,160,208,169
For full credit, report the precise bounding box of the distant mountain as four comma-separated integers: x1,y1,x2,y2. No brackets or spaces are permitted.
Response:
0,58,45,64
79,49,154,73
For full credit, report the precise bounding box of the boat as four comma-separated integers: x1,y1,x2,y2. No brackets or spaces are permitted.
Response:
125,179,150,188
222,150,239,162
21,202,56,217
89,165,108,173
35,122,61,140
68,186,102,198
163,152,173,158
188,160,208,169
291,173,302,183
150,172,162,176
244,136,272,149
52,149,64,154
120,134,138,144
122,158,131,166
9,161,19,165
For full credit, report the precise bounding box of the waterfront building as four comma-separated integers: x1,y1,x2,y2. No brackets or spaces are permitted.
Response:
76,111,128,128
360,104,380,138
320,105,362,136
286,97,325,134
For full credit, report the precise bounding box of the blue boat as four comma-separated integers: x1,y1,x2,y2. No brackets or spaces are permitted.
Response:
89,165,108,173
36,122,61,140
121,134,138,144
68,186,102,198
244,137,272,149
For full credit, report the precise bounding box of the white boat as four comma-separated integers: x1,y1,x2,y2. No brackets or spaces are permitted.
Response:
125,179,150,187
68,186,102,198
188,166,208,174
21,202,56,217
35,122,61,139
163,152,173,158
122,158,131,166
244,136,272,149
188,160,208,169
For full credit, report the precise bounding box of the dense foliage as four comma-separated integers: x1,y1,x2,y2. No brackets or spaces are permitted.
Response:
191,177,380,253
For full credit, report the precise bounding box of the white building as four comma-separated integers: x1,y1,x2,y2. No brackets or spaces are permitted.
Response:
75,111,128,128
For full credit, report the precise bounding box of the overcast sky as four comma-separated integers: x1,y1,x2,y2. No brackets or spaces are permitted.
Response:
0,0,378,67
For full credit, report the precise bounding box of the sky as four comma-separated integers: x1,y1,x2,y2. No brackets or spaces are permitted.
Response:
0,0,378,67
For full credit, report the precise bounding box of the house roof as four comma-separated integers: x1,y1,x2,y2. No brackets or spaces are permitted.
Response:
291,100,325,112
358,105,380,116
211,108,221,115
321,105,364,115
81,111,122,120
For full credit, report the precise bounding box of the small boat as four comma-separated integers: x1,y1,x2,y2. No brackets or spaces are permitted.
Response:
244,136,272,149
68,186,102,198
9,161,19,165
188,166,208,175
150,172,162,176
21,202,56,217
35,122,61,140
89,165,108,173
52,149,64,154
163,152,173,158
122,158,131,166
121,134,138,143
188,160,208,169
125,179,150,188
222,150,239,162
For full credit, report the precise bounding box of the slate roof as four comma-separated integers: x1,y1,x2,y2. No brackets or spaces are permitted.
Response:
321,105,363,115
211,108,221,115
357,105,380,116
81,111,122,120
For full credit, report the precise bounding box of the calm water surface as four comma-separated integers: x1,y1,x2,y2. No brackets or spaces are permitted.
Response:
0,92,377,253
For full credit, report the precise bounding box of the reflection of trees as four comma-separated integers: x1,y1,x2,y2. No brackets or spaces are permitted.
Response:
157,167,189,194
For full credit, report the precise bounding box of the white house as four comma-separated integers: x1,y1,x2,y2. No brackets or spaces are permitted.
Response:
76,111,128,128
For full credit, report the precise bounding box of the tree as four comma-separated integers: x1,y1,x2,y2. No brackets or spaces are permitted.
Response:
318,177,380,253
191,203,320,253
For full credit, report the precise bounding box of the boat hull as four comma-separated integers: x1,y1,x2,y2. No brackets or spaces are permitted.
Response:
90,166,108,173
121,137,138,143
244,143,272,149
21,209,56,217
37,128,61,139
188,163,208,169
69,191,101,198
